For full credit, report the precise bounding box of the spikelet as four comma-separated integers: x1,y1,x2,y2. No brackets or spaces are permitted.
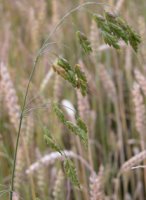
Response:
53,170,64,200
120,150,146,173
90,166,105,200
134,69,146,96
98,64,117,103
132,82,146,150
0,62,20,131
78,60,97,96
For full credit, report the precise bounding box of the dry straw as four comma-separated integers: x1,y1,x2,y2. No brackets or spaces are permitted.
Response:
78,59,97,96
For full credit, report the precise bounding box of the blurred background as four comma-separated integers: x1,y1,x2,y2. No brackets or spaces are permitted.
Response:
0,0,146,199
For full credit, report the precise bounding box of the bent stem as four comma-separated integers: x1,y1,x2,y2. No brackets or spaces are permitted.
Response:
40,1,110,53
9,56,39,200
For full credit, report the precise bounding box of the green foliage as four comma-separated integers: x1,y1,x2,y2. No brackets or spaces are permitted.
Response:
93,11,141,52
53,104,88,148
57,57,72,71
53,103,66,124
127,28,141,52
44,127,63,155
76,117,87,134
64,159,80,188
53,59,87,96
101,30,120,49
75,64,87,96
43,125,80,188
76,31,92,54
65,121,88,148
66,70,78,88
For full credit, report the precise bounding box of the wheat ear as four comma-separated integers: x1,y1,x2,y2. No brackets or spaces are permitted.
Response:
134,69,146,96
120,150,146,173
90,166,105,200
132,82,146,150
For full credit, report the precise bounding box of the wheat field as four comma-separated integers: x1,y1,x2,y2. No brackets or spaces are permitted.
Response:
0,0,146,200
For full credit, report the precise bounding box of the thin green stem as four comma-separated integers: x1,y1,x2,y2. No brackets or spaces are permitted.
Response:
9,56,39,200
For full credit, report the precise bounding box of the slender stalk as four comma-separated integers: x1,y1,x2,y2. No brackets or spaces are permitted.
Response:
9,56,39,200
